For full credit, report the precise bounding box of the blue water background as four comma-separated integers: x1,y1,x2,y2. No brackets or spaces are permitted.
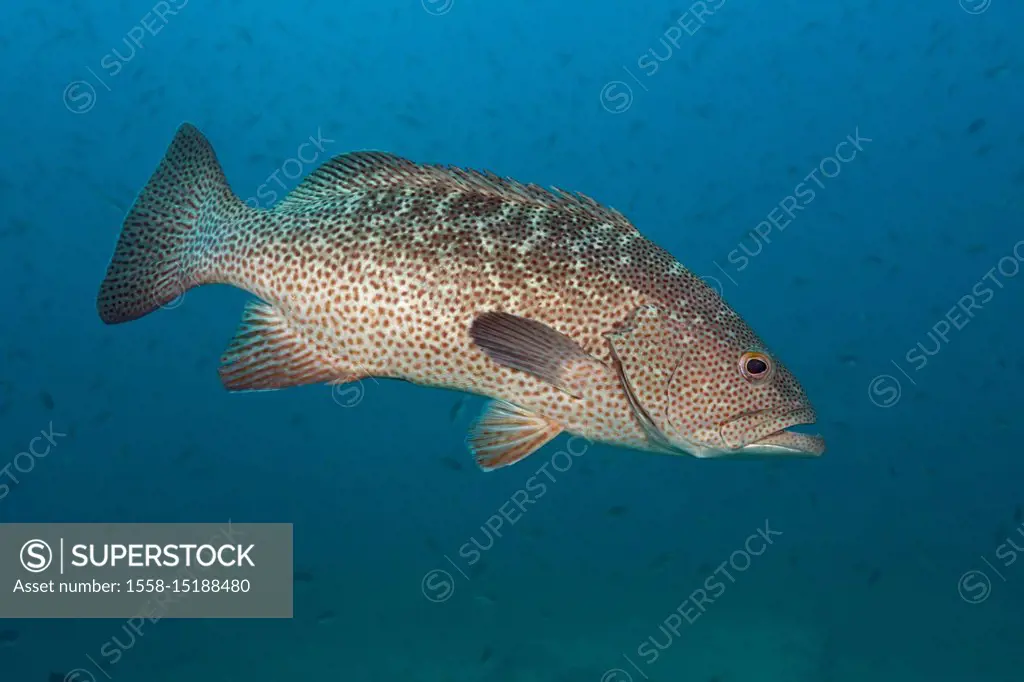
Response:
1,0,1022,680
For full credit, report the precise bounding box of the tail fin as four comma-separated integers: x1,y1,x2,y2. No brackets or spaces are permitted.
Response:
97,123,244,324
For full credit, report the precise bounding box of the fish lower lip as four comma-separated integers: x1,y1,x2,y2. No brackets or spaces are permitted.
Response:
754,428,826,456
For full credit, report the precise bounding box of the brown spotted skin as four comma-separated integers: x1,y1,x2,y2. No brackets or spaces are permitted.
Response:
98,124,821,458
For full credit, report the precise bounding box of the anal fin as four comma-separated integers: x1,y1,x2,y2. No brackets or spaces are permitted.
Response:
469,400,563,471
219,301,352,391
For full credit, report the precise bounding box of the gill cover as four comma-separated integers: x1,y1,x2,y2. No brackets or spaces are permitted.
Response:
605,305,698,454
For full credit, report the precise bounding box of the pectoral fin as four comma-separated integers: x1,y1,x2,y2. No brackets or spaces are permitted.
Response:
469,312,594,397
468,400,563,471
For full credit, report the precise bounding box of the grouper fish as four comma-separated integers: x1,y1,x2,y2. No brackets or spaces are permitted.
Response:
97,123,824,469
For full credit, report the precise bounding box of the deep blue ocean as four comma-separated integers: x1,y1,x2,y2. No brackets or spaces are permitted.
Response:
2,0,1023,680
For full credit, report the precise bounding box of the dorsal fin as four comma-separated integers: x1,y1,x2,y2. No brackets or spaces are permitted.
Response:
273,151,639,234
273,151,429,210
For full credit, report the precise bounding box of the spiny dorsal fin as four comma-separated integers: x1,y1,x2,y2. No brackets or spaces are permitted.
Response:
274,151,639,234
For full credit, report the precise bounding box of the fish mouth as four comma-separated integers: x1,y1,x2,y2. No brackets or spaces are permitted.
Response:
719,406,825,457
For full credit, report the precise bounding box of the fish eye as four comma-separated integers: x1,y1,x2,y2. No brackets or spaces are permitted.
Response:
739,351,772,382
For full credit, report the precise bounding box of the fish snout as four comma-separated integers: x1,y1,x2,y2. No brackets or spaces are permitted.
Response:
719,404,824,456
